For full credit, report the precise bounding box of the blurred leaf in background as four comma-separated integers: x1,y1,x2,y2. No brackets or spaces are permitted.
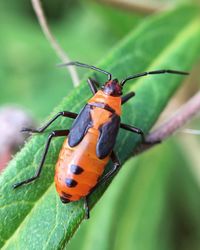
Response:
0,0,141,119
67,140,200,250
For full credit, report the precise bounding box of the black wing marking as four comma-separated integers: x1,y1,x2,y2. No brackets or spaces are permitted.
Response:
68,104,92,147
96,114,120,159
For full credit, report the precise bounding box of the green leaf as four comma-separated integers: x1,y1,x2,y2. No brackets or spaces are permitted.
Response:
1,5,200,250
66,140,200,250
166,141,200,250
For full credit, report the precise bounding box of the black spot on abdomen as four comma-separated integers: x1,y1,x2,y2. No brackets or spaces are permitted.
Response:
60,197,71,203
65,178,78,187
70,164,84,175
61,192,72,198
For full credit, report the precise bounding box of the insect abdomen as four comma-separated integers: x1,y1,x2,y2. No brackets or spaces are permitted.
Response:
54,129,110,202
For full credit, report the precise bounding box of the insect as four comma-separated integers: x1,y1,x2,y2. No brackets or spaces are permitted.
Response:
13,62,188,219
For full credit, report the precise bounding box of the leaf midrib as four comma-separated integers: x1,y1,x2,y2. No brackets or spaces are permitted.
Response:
2,16,200,249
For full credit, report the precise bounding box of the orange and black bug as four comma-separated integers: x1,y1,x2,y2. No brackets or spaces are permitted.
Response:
13,61,188,219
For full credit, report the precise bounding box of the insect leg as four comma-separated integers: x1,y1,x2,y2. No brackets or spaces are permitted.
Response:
13,130,69,189
89,151,121,195
120,123,160,144
120,123,146,142
87,78,98,94
121,92,135,105
21,111,77,133
83,196,90,219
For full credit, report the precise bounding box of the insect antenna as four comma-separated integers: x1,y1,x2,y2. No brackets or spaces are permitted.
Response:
121,69,189,86
58,61,112,81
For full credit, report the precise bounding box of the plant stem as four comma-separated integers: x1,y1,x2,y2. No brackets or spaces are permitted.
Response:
31,0,80,87
137,91,200,153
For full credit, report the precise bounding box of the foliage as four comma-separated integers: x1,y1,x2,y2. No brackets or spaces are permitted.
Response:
0,3,200,250
0,1,140,119
67,141,200,250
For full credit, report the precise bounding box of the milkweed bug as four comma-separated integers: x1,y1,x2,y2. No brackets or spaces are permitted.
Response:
13,61,188,219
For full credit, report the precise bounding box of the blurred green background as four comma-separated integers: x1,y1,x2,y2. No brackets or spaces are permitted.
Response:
0,0,141,119
0,1,200,250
